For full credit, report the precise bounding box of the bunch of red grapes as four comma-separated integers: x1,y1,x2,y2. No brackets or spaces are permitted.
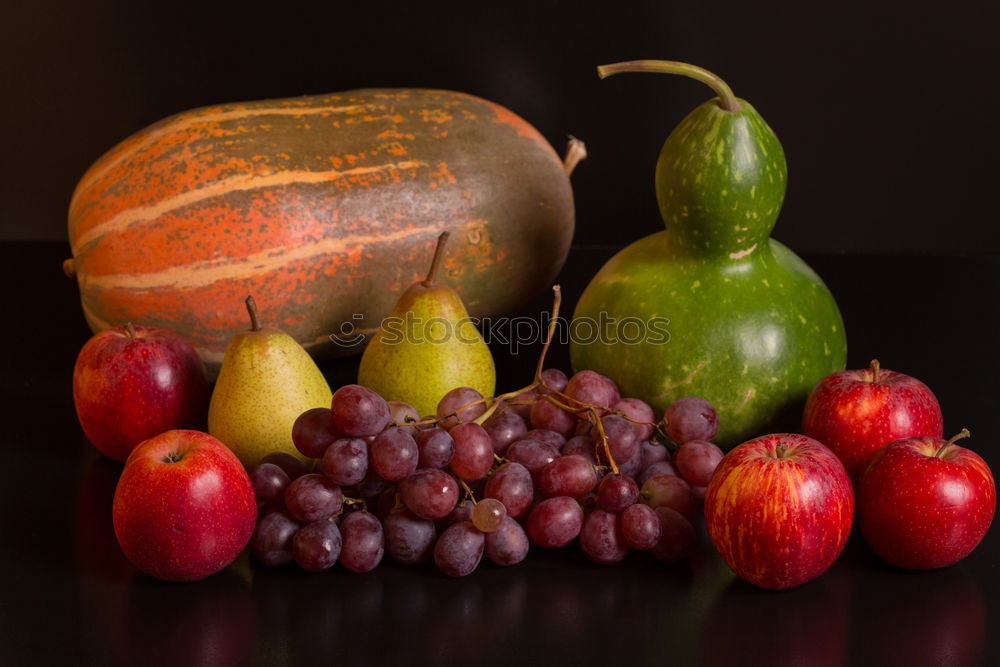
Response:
248,368,725,577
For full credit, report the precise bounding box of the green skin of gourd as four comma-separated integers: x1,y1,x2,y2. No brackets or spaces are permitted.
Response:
571,97,847,447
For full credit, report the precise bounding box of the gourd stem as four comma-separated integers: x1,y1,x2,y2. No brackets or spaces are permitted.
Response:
245,295,261,332
597,60,742,113
563,136,587,176
423,231,450,287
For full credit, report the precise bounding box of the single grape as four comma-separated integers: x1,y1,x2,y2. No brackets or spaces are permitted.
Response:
580,509,629,565
483,461,534,519
598,414,639,465
527,496,584,548
529,399,576,436
292,407,344,459
641,441,669,469
387,400,421,434
664,397,718,443
442,500,473,527
449,422,494,480
484,516,530,566
638,460,678,485
370,427,419,482
415,427,454,469
613,398,656,441
251,509,300,566
618,444,644,480
640,474,694,518
331,384,391,437
483,409,528,456
539,454,598,499
250,462,290,505
674,440,725,487
434,520,485,577
565,370,618,415
339,511,384,573
383,507,437,565
620,503,661,550
261,451,308,481
292,519,342,571
538,368,569,394
436,387,486,429
506,439,560,485
352,469,390,499
597,473,639,512
471,498,507,533
285,474,343,522
520,429,567,450
650,507,696,563
561,435,598,464
399,469,459,520
319,437,368,486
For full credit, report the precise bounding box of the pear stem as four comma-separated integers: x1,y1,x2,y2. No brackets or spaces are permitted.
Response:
245,295,261,332
125,322,138,339
423,231,450,287
563,136,587,176
870,359,881,383
935,428,971,458
597,59,742,113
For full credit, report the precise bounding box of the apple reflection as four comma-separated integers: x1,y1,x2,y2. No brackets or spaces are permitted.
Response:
700,572,851,667
849,565,985,666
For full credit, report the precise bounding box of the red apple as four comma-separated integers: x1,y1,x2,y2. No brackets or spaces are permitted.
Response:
113,430,257,582
74,323,210,462
858,430,995,569
704,433,853,590
802,359,943,481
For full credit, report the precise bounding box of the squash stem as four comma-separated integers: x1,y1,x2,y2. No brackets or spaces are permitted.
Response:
597,60,742,113
423,231,450,287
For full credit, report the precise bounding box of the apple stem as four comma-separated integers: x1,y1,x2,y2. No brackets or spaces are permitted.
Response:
935,428,971,458
163,452,183,463
125,322,138,339
596,59,743,113
870,359,881,383
245,295,261,332
423,231,450,287
774,443,788,459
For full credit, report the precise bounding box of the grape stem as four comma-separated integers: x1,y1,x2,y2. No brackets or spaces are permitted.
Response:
342,496,367,511
540,393,620,475
457,478,477,504
597,59,742,113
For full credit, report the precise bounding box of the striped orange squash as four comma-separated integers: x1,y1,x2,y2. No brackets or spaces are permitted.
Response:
66,88,578,372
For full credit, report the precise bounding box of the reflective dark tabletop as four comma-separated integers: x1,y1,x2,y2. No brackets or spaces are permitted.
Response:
4,242,998,666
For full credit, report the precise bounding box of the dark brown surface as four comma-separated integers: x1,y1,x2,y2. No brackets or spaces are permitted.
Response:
3,241,999,665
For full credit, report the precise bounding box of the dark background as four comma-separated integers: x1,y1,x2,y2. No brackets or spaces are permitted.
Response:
5,0,998,253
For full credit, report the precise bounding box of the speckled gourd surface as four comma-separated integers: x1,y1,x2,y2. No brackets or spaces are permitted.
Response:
571,94,846,447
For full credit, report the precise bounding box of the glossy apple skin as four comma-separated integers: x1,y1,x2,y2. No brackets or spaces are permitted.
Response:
858,435,995,569
113,430,256,582
802,364,943,481
74,325,210,462
704,433,853,590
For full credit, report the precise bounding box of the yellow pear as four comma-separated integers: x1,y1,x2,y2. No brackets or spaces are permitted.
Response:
358,232,496,416
209,296,333,467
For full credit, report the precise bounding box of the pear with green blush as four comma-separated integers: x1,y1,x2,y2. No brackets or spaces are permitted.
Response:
571,60,847,447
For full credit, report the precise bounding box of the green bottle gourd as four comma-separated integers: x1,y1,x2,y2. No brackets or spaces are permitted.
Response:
571,60,847,447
